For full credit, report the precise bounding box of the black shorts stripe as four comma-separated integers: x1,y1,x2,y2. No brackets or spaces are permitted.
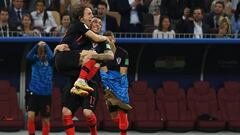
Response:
82,66,90,73
64,124,74,130
120,130,127,133
89,124,96,128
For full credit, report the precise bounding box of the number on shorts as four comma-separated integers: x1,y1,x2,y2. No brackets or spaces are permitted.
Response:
89,96,96,105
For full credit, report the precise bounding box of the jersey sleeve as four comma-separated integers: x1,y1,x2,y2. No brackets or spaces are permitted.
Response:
60,22,89,45
102,41,112,51
120,49,129,67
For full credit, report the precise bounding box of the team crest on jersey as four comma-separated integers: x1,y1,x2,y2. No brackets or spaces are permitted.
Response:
125,59,129,65
92,43,98,49
106,43,111,49
116,57,121,64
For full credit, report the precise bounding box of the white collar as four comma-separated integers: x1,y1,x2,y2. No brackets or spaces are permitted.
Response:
14,8,22,12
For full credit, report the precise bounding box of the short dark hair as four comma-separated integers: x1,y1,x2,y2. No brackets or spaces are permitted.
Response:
35,0,45,6
158,15,172,31
72,5,91,21
0,7,9,14
61,13,71,21
193,7,204,14
215,1,225,9
93,15,102,20
103,31,114,37
98,1,108,8
22,13,34,28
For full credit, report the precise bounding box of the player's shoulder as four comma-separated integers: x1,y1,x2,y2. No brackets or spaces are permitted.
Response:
99,41,111,49
72,21,88,28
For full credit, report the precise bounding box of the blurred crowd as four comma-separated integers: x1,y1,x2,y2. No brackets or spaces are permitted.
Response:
0,0,240,38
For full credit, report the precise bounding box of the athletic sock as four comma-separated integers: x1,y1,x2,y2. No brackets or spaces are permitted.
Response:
42,122,50,135
27,119,35,135
86,113,97,135
87,65,99,81
118,111,128,135
112,117,119,124
79,60,96,79
63,115,75,135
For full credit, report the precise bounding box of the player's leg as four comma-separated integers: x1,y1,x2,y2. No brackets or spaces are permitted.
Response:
82,81,99,135
27,92,37,135
73,50,98,92
108,106,119,123
41,117,50,135
39,95,51,135
107,105,129,135
104,89,132,111
118,110,129,135
83,109,98,135
62,78,82,135
72,62,100,96
62,107,75,135
54,51,90,96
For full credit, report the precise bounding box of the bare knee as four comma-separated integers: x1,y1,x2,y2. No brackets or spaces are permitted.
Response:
62,106,72,116
110,111,118,119
42,117,50,125
83,109,93,118
27,111,35,121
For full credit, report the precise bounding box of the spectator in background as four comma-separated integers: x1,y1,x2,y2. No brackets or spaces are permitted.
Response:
148,0,161,27
180,7,210,38
160,0,187,29
176,7,192,33
55,13,71,36
205,1,228,33
102,0,117,11
31,0,58,35
26,41,54,135
97,1,119,34
224,0,233,16
188,0,212,13
18,14,41,36
28,0,52,11
231,0,240,12
153,15,175,38
48,0,61,12
59,0,94,17
148,0,161,16
9,0,29,30
0,0,12,9
115,0,148,33
216,16,232,38
0,8,17,37
80,0,94,9
60,0,71,15
231,2,240,37
211,0,233,17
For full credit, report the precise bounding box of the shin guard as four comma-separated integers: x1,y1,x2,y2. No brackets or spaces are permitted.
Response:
63,115,75,135
118,111,128,135
86,113,97,135
27,119,35,135
42,122,50,135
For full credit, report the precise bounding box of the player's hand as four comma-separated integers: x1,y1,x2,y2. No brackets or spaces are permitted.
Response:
103,36,111,43
80,50,97,56
38,41,46,46
54,44,70,52
81,53,92,64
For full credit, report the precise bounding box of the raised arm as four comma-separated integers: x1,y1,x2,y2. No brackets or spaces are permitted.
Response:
45,44,54,61
85,30,109,43
26,44,38,61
